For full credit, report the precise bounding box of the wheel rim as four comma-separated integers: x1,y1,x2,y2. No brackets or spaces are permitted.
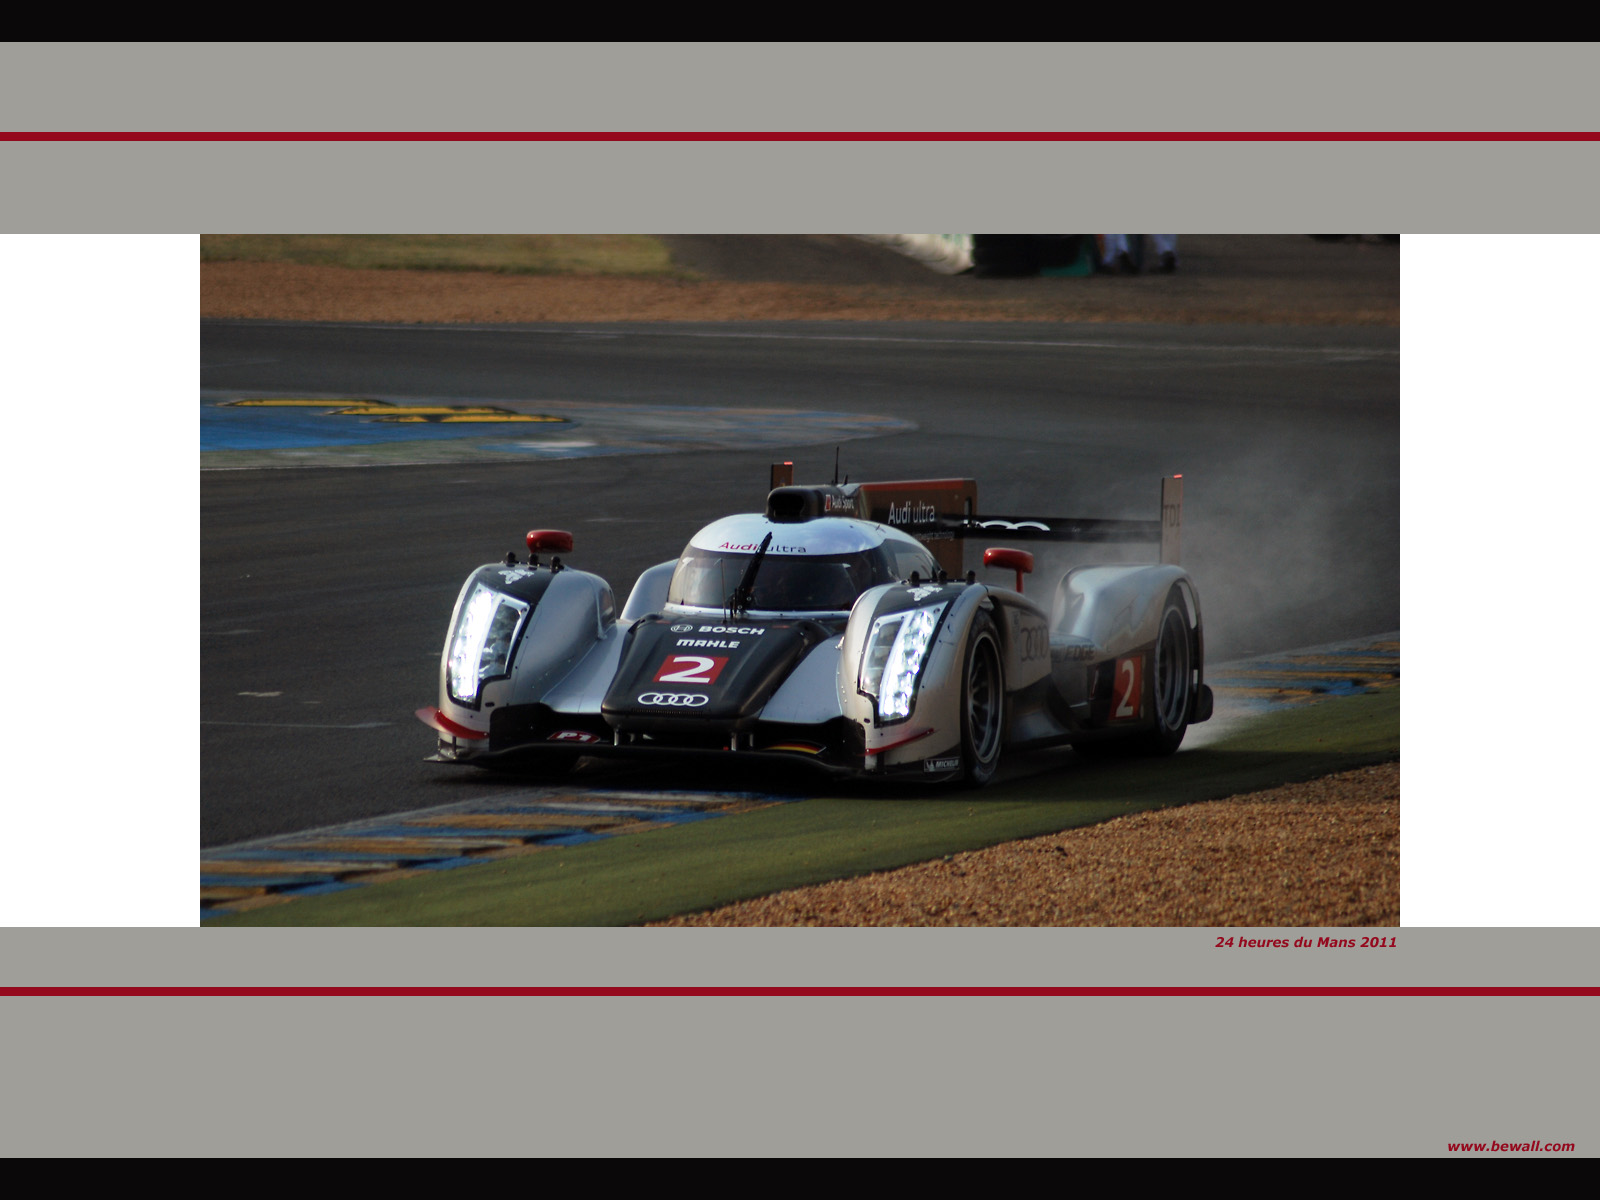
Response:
968,635,1003,763
1153,607,1191,731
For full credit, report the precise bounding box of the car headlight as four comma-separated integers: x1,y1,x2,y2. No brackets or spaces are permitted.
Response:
447,583,530,705
859,603,946,722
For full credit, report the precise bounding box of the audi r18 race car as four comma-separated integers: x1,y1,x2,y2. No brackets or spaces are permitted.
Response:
416,465,1213,786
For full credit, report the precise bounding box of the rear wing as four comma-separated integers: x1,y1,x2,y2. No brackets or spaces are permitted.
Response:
767,461,1182,576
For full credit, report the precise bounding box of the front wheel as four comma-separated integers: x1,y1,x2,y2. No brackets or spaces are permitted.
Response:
959,613,1006,786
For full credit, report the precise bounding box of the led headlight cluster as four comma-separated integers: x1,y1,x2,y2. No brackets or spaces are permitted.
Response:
447,583,530,705
859,603,946,722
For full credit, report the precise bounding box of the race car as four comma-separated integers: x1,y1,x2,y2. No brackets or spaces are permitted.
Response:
416,465,1213,786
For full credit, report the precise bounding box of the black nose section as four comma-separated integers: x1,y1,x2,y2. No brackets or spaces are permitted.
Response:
603,616,830,734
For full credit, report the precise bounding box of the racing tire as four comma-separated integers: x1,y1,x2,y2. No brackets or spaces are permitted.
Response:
958,613,1006,787
1075,588,1194,759
1129,589,1194,756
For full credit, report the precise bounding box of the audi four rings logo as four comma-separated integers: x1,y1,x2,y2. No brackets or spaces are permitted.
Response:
636,692,710,707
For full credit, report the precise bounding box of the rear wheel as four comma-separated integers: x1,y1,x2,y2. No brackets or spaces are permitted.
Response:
959,613,1006,786
1075,589,1194,759
1131,590,1194,756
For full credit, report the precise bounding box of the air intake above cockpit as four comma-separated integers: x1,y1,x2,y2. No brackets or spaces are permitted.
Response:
765,485,860,523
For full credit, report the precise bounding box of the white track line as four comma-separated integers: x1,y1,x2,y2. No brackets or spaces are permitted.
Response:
202,720,393,730
209,319,1396,358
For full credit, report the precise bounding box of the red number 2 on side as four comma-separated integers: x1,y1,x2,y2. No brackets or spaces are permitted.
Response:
1112,655,1143,720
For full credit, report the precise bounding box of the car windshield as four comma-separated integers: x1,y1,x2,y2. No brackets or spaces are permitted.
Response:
668,545,897,612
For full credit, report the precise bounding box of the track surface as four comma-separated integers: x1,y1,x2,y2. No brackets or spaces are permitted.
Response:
201,319,1398,847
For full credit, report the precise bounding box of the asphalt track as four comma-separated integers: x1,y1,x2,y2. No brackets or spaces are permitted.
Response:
201,318,1398,847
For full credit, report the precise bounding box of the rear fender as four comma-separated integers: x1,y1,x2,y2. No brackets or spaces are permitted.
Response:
1051,564,1192,658
1050,565,1205,726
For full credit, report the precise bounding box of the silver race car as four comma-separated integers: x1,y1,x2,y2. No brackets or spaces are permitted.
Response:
416,466,1213,786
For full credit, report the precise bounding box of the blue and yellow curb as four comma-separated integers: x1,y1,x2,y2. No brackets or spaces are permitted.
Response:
201,789,790,921
1208,635,1398,710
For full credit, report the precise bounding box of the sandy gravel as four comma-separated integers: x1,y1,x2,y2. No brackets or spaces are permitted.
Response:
651,763,1399,927
201,235,1398,327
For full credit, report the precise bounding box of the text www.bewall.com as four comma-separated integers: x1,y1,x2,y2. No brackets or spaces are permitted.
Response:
1446,1141,1575,1153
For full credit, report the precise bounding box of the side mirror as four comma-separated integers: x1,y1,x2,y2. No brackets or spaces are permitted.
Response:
982,547,1034,594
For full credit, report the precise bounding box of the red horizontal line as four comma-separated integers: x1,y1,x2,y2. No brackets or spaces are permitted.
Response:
865,728,934,757
3,986,1597,998
3,130,1600,143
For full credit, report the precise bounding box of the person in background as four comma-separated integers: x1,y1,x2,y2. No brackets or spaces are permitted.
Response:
1099,235,1179,274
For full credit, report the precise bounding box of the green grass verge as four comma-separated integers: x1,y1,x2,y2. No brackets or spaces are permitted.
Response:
212,688,1398,927
200,234,690,277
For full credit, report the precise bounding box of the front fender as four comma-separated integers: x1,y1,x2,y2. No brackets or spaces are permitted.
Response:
505,569,618,706
434,565,616,737
840,581,991,771
621,559,677,622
